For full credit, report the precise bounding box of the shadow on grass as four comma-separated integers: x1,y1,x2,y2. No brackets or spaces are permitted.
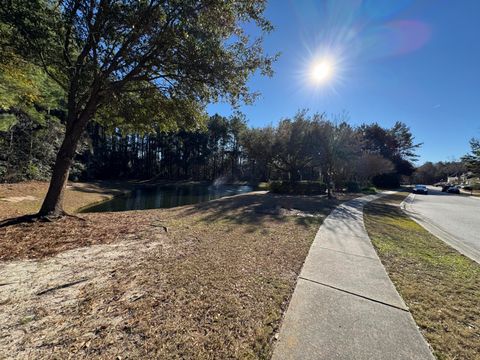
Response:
363,192,409,223
67,181,133,196
182,192,341,228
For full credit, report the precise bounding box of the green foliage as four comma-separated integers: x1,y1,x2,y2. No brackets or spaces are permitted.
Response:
372,173,400,189
0,22,65,183
360,122,420,177
269,181,326,195
0,48,63,115
0,0,274,130
0,114,63,182
242,126,275,181
270,112,319,181
361,186,377,194
345,181,361,193
462,138,480,175
77,114,248,181
413,161,467,184
0,113,17,131
256,182,270,190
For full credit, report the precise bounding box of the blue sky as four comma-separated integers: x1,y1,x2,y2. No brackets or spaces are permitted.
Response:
207,0,480,164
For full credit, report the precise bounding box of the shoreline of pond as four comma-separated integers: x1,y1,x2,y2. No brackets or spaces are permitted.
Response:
78,181,261,213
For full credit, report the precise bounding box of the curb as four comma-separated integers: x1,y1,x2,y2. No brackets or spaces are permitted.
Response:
400,193,480,264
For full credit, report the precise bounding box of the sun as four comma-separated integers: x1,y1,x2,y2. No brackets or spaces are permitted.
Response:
311,59,334,84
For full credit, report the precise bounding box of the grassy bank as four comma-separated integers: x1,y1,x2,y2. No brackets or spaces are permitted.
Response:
364,192,480,360
0,181,130,220
0,192,352,358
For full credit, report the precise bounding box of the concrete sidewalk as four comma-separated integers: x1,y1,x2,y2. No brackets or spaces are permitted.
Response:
272,194,434,360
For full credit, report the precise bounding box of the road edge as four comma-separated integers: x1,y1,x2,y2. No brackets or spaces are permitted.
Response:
400,194,480,264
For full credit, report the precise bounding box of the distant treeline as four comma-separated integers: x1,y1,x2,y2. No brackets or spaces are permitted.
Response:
1,109,422,189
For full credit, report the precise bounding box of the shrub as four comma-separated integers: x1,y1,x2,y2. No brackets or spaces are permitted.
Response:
372,173,400,189
464,183,480,191
361,186,377,194
256,182,270,190
26,164,40,180
346,181,361,193
269,181,326,195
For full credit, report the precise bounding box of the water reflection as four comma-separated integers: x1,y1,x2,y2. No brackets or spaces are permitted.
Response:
81,183,254,212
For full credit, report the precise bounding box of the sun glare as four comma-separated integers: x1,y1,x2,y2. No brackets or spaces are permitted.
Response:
311,59,334,84
297,48,345,95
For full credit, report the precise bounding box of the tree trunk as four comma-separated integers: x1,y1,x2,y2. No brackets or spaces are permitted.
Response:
38,110,92,217
325,171,333,199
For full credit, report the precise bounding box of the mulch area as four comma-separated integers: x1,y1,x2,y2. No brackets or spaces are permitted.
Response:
0,212,154,260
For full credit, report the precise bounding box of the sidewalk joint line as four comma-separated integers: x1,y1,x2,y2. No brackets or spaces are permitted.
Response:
314,246,379,261
298,276,409,313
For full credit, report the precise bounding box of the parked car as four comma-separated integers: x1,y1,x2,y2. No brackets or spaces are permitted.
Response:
446,185,460,194
413,185,428,194
441,184,453,192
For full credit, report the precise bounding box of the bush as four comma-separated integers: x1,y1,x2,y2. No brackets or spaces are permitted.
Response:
372,173,400,189
269,181,326,195
256,182,270,190
464,183,480,191
361,186,377,194
346,181,361,193
26,163,40,180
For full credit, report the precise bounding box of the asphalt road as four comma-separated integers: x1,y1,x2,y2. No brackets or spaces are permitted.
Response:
403,186,480,263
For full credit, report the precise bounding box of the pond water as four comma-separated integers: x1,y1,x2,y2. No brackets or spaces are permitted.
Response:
81,183,255,213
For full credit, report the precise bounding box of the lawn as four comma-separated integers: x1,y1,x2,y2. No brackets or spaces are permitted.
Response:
0,188,352,359
364,192,480,360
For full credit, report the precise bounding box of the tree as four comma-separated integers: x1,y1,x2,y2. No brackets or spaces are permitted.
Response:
271,112,318,182
354,153,394,185
462,138,480,175
0,0,274,217
412,162,437,185
313,119,361,198
227,114,248,178
360,121,420,187
0,24,65,182
412,161,466,184
242,126,275,181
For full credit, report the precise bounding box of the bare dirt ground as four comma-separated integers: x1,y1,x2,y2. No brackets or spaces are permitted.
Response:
0,192,351,359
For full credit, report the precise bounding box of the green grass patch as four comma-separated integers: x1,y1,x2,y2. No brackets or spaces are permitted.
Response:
361,186,377,194
364,192,480,360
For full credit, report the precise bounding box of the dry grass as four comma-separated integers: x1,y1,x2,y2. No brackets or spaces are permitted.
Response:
0,192,348,359
0,181,129,220
364,192,480,360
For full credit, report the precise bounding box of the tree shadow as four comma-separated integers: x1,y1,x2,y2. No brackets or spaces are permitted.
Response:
0,212,86,228
364,201,403,223
181,192,341,227
66,181,133,196
0,214,41,228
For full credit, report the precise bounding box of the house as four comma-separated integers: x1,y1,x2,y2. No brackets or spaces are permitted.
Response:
448,172,480,185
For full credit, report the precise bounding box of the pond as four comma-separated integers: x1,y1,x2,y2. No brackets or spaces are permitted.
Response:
80,183,255,213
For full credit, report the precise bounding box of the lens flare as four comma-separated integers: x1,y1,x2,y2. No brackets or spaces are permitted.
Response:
311,59,334,84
